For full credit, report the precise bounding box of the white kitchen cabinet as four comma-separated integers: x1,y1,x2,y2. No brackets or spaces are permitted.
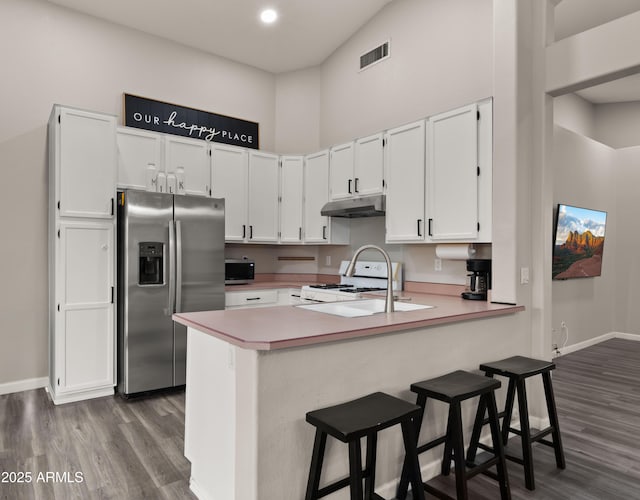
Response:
426,103,479,241
48,105,117,405
116,126,163,191
355,133,385,196
164,135,210,197
49,220,115,404
304,150,349,244
248,151,280,243
225,289,278,308
279,156,304,243
211,144,249,242
385,120,426,243
49,105,116,219
329,142,355,200
425,99,492,243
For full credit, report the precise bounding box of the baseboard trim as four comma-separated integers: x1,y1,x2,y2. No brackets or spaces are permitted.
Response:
0,376,48,396
554,331,640,357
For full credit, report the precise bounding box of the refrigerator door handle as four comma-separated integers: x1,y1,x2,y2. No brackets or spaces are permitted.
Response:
175,220,183,313
168,221,176,315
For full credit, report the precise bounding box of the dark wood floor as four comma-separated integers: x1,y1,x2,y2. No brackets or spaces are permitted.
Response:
413,338,640,499
1,338,639,499
0,388,195,500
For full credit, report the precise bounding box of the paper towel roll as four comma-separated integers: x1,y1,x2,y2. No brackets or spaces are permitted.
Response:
435,244,476,260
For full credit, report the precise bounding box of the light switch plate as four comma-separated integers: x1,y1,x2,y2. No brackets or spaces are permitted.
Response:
520,267,530,284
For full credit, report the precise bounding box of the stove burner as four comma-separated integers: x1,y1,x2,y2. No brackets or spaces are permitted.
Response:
309,284,354,290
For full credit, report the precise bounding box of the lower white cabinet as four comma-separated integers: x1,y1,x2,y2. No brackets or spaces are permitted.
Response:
225,289,279,309
49,220,115,404
225,288,302,309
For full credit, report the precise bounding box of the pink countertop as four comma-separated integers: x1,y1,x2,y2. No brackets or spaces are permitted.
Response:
173,292,525,351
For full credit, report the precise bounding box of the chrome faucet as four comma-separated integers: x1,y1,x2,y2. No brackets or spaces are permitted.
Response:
345,244,395,313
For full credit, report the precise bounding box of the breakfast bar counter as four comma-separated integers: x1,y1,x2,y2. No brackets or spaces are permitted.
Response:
173,294,525,500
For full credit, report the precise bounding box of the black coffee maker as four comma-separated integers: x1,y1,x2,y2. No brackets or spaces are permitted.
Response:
461,259,491,301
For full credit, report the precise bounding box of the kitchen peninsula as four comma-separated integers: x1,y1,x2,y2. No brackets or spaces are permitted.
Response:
174,291,523,500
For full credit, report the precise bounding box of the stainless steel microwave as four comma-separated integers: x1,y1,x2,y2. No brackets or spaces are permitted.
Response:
225,259,255,284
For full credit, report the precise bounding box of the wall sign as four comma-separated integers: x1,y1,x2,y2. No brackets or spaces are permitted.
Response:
123,93,259,149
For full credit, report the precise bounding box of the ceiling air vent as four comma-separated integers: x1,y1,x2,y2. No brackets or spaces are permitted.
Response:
359,41,390,71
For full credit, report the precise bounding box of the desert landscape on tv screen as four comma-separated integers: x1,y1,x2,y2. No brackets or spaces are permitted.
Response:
553,205,606,280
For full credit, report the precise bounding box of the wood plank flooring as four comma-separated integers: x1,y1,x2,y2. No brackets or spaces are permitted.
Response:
1,338,639,499
0,388,195,500
411,338,640,499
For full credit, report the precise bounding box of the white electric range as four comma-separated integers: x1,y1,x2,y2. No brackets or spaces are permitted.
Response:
300,261,402,302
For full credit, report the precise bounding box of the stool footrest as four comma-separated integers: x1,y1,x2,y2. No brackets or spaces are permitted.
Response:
530,426,553,442
316,468,374,498
416,435,448,455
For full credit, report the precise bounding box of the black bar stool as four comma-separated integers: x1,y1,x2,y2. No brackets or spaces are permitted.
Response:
397,370,510,500
466,356,566,490
305,392,426,500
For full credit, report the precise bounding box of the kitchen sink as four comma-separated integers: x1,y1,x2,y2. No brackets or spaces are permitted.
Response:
296,299,434,318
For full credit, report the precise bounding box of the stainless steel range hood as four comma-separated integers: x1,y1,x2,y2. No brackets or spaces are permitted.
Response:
320,194,385,218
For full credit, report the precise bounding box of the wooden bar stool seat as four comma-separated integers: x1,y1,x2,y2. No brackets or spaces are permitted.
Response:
467,356,566,491
397,370,511,500
305,392,425,500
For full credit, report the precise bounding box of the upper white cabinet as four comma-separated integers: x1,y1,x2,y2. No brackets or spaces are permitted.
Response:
385,120,426,243
426,103,478,241
280,156,304,243
304,150,349,244
354,133,385,196
164,135,210,197
248,151,280,243
304,151,331,243
211,144,248,242
329,136,384,200
50,106,116,219
329,142,355,200
426,99,492,243
116,127,163,192
117,128,210,197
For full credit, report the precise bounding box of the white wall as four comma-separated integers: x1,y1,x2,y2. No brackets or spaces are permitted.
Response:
551,126,617,347
553,94,597,139
275,68,321,154
0,0,277,386
613,146,640,334
318,0,493,147
594,101,640,149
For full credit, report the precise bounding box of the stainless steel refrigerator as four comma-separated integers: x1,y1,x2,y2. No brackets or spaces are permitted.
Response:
117,190,225,396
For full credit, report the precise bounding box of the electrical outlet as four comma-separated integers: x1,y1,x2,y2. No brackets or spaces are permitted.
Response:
561,321,567,329
434,258,442,271
325,255,331,266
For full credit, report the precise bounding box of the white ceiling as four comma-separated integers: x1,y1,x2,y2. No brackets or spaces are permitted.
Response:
46,0,640,102
45,0,392,74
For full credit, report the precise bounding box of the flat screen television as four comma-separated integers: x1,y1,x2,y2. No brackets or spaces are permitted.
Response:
552,204,607,280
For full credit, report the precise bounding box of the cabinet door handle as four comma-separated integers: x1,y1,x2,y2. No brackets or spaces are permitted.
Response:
110,198,114,216
299,227,302,240
242,224,246,238
245,297,261,301
249,225,253,239
354,178,359,193
322,225,327,240
348,179,352,194
417,219,422,237
428,218,433,237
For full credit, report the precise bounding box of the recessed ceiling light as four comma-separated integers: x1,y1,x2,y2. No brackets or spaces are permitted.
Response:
260,8,278,24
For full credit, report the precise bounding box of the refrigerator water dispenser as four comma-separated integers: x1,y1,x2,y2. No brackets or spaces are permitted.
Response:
138,242,163,285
